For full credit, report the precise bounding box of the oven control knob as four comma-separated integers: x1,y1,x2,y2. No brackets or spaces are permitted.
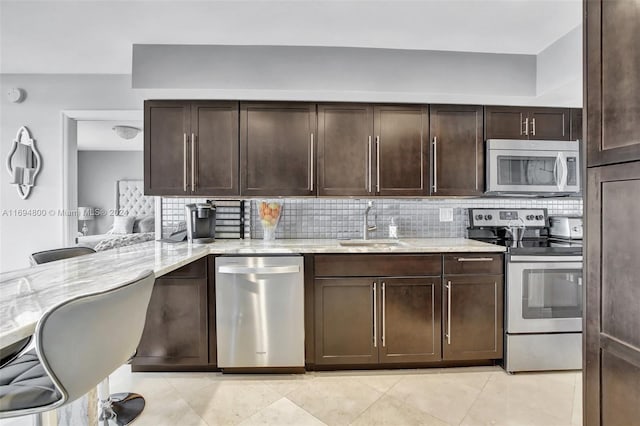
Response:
484,214,493,220
535,215,544,220
475,214,483,220
526,215,534,220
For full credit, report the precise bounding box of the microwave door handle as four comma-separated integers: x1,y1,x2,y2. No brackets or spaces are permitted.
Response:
553,155,560,190
557,153,567,190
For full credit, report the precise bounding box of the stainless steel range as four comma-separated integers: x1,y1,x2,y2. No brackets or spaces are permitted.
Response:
468,208,583,373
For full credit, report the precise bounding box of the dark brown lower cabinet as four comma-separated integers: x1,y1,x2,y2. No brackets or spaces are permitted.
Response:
133,258,209,368
315,276,442,366
315,278,377,365
442,275,504,361
379,278,441,363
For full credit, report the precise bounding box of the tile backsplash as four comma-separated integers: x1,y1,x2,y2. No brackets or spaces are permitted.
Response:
160,197,582,240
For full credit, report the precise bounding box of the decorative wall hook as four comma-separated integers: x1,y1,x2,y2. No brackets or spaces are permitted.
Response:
6,126,41,200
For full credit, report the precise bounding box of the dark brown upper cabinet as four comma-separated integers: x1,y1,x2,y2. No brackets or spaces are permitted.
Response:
317,104,428,197
375,105,430,196
485,106,570,141
570,108,583,141
429,105,484,196
144,101,191,195
190,102,240,196
585,0,640,167
240,102,317,196
317,104,373,196
144,100,239,196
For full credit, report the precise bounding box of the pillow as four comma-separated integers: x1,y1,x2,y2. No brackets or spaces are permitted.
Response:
111,216,135,234
134,216,155,233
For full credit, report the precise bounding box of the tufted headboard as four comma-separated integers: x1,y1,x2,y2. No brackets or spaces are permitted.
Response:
116,180,154,217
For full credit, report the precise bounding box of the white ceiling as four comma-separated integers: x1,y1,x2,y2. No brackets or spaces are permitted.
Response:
77,120,143,151
0,0,582,74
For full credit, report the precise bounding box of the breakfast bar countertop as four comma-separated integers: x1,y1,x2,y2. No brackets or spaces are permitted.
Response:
0,238,505,348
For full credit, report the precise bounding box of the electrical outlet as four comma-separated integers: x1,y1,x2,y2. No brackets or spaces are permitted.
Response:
439,207,453,222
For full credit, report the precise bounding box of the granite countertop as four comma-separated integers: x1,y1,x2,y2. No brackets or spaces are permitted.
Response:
0,238,504,348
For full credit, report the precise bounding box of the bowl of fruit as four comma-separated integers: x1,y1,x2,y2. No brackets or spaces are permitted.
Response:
258,200,283,241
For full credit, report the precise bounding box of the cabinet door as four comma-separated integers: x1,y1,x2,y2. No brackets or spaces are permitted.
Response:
134,260,209,366
585,162,640,425
430,105,484,196
315,278,377,365
191,102,239,196
485,106,528,140
586,0,640,166
443,275,503,361
317,104,374,196
379,278,441,364
144,101,191,195
374,105,429,196
570,108,583,141
528,108,570,141
240,102,316,196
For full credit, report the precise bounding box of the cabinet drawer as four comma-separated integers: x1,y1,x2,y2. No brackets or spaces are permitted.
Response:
163,257,207,279
315,254,441,277
443,254,503,275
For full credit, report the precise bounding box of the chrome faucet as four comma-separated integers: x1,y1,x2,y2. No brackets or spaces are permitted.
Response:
363,201,377,240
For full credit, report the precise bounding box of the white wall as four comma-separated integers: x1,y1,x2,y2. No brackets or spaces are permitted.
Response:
0,65,583,272
0,74,142,271
537,26,582,101
77,151,143,235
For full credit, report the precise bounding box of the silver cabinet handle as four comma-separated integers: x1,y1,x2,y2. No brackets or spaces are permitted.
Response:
310,133,314,192
524,118,529,136
373,282,377,348
445,281,452,345
381,281,386,347
191,133,196,192
532,118,536,136
367,136,372,193
432,136,438,193
183,133,188,192
375,136,380,193
521,114,526,135
457,257,494,262
218,265,300,274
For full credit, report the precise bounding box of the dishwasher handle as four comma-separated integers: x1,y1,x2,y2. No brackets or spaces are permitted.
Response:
218,265,300,275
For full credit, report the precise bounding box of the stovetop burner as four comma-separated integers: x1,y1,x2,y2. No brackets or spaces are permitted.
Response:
467,208,582,256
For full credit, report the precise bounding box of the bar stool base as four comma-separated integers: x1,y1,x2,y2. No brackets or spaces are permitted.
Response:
100,393,145,426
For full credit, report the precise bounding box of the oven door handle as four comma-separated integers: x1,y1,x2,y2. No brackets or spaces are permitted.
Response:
509,255,583,262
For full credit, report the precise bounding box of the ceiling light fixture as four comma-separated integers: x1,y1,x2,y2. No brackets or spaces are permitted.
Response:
112,125,141,140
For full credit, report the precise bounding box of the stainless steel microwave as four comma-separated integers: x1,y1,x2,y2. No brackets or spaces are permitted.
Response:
485,139,581,195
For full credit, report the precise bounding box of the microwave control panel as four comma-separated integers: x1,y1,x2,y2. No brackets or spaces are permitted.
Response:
469,209,547,228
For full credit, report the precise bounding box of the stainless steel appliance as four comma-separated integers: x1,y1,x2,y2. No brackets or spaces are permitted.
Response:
486,139,581,195
549,216,583,240
468,208,583,373
185,202,216,244
215,256,304,369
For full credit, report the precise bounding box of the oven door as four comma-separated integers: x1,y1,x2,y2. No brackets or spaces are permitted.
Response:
507,255,583,333
487,149,580,194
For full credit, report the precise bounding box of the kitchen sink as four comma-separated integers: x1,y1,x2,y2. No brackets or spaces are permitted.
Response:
339,240,406,248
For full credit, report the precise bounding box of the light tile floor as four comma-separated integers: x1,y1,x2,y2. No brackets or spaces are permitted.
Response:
3,366,583,426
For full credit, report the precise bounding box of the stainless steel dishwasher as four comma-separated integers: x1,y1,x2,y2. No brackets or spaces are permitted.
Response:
215,256,304,368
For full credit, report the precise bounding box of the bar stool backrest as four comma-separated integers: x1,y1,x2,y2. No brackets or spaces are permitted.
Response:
34,270,155,403
30,247,96,266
